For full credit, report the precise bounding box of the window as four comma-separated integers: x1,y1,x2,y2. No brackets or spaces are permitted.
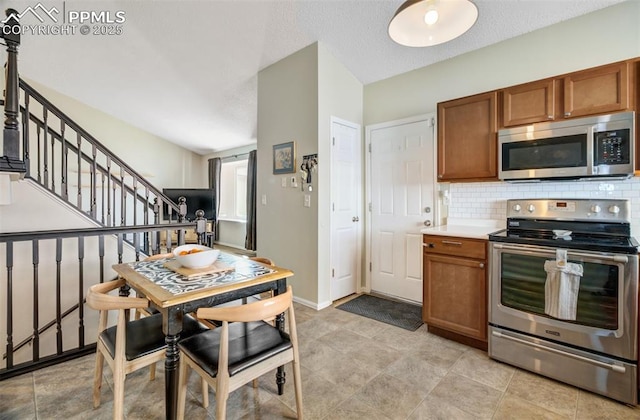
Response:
218,159,247,222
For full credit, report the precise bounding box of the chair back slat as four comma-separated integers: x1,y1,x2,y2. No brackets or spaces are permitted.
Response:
86,278,149,311
196,286,292,323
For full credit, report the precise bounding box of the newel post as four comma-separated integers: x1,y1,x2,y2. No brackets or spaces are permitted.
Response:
0,8,25,176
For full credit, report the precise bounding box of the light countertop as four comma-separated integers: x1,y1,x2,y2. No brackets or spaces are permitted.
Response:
421,218,505,240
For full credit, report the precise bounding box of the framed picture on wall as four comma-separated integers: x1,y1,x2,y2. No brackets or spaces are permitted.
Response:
273,141,296,174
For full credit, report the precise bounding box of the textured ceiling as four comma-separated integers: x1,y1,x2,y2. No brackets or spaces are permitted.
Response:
6,0,628,155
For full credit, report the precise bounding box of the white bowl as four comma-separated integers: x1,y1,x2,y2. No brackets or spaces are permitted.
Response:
173,245,219,269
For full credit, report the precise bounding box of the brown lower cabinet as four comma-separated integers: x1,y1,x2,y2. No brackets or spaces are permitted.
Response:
422,234,488,350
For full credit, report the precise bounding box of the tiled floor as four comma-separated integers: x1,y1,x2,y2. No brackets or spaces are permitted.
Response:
2,300,640,419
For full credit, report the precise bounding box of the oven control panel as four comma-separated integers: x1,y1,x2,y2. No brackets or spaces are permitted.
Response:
507,199,630,222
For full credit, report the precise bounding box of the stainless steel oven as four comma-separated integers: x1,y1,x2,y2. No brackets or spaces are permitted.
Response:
489,198,639,405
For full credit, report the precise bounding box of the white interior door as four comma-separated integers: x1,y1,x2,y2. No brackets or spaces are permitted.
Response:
330,118,361,301
369,117,435,303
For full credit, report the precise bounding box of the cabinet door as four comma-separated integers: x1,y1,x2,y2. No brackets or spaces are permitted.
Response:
437,91,497,182
564,62,630,118
422,253,487,341
502,79,555,127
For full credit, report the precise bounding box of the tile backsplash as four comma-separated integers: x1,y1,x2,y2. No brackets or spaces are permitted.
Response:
446,177,640,235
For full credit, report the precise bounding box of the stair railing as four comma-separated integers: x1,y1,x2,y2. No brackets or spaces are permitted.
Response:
18,79,184,232
0,220,204,380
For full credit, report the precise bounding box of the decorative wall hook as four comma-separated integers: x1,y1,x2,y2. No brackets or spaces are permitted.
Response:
300,153,318,188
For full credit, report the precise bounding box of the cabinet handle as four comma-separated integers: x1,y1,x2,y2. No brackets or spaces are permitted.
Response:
479,263,485,268
564,112,571,117
547,115,553,119
422,243,435,248
437,174,443,179
441,240,462,246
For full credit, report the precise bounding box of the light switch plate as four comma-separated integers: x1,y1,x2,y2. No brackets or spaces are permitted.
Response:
291,176,298,188
281,177,287,188
304,194,311,207
261,194,267,205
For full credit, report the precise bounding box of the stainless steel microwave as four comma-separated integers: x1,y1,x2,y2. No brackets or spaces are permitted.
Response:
499,112,635,181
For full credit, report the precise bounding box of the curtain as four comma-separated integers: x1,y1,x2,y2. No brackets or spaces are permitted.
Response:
208,157,222,241
245,150,257,251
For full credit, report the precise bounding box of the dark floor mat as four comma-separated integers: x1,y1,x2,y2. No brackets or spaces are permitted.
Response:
336,294,423,331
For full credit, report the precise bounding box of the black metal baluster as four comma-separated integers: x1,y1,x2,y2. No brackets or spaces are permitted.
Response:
134,229,140,262
43,108,49,188
106,157,112,226
5,242,14,369
23,94,31,177
32,239,39,362
50,125,55,194
77,133,82,209
117,233,124,264
101,172,106,225
60,121,68,201
132,177,138,227
78,236,85,347
36,125,42,183
153,198,160,254
90,145,97,218
55,238,63,354
99,236,105,284
120,168,125,226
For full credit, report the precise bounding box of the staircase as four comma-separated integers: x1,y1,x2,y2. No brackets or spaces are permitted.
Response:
0,12,207,380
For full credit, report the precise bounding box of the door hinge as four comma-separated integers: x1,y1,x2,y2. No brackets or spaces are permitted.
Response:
332,202,335,211
368,143,371,153
369,262,372,271
331,268,335,277
332,137,335,146
368,202,372,212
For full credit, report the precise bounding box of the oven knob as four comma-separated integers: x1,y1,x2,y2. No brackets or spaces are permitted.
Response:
590,205,601,213
527,204,535,213
609,205,620,214
512,204,522,212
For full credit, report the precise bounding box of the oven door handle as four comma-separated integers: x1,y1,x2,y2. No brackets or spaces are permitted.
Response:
492,243,629,263
492,330,627,373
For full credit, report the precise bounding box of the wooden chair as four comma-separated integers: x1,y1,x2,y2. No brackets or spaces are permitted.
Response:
249,256,274,266
87,278,207,419
176,285,303,420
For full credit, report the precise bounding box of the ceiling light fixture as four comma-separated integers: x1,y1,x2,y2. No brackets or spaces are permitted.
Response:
388,0,478,47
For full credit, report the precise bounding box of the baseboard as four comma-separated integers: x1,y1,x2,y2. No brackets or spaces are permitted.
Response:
292,295,332,311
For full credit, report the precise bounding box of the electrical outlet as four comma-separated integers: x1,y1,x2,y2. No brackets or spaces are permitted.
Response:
290,176,298,188
281,177,287,188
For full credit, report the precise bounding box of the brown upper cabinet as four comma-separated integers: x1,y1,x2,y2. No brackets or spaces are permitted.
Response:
502,79,556,127
502,61,631,127
437,91,498,182
564,61,629,118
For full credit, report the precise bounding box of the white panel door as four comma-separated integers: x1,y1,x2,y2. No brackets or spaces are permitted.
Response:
331,119,361,301
370,118,434,303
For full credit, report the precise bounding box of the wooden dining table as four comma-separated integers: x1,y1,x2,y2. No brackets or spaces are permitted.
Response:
112,251,294,420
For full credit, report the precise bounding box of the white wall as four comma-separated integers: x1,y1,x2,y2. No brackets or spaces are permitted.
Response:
363,1,640,231
0,179,137,367
257,43,319,303
257,43,363,307
23,79,205,190
364,1,640,126
317,44,364,305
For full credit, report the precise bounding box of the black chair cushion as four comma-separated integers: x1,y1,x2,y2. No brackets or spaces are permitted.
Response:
100,313,208,361
178,321,292,378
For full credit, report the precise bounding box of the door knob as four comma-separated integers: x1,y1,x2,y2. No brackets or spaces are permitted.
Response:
424,220,431,227
352,216,359,222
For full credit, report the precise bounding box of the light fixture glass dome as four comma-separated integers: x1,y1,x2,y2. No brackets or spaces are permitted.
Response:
388,0,478,47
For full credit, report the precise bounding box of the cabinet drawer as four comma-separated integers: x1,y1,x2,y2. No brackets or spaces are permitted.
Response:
423,235,486,259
